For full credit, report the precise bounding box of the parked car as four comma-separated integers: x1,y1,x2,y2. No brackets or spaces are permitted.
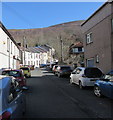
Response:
0,68,8,75
20,67,31,78
0,76,26,119
55,65,72,77
1,69,26,87
39,64,47,68
70,67,103,89
50,63,58,70
94,71,113,99
52,65,58,74
29,65,35,70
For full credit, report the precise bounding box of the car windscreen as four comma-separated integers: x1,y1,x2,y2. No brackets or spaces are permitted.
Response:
107,71,113,75
2,71,22,77
84,68,102,78
20,68,29,70
104,75,113,81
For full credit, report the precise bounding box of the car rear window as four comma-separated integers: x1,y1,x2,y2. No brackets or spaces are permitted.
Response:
61,66,71,70
84,68,102,78
20,68,29,70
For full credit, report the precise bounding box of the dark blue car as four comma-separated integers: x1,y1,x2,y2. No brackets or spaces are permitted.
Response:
94,71,113,99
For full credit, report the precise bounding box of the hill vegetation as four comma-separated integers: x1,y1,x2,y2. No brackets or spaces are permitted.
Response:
8,20,84,63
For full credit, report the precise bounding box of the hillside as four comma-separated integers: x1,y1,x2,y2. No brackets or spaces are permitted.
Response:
8,20,84,62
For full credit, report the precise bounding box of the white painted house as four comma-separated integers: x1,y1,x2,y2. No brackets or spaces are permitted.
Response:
0,22,21,70
40,45,55,63
21,47,41,68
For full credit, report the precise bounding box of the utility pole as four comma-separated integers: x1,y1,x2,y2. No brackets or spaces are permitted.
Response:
23,36,26,65
59,35,63,63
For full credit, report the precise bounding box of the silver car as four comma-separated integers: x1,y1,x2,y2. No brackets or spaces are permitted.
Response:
0,75,26,119
70,67,103,89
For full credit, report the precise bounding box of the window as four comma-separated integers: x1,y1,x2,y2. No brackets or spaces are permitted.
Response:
86,32,92,44
87,58,94,67
112,19,113,33
72,48,78,53
14,46,15,55
31,53,32,58
28,61,30,65
11,42,12,54
78,47,82,52
7,37,10,52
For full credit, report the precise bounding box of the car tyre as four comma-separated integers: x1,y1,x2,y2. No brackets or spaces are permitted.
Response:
58,73,61,78
70,79,73,84
94,86,102,97
79,81,83,89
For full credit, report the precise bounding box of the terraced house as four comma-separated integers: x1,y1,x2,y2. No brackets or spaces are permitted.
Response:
0,22,21,70
81,1,113,73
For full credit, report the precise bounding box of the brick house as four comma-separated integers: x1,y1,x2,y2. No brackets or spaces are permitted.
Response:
81,1,113,73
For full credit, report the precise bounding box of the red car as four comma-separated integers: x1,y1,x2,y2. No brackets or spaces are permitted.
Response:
2,69,26,87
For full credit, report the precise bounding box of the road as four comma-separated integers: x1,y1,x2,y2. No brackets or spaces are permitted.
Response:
24,68,113,119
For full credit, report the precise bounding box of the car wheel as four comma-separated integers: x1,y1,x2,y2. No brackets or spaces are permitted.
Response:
94,86,102,97
55,72,57,76
70,79,73,84
79,81,83,89
58,73,61,78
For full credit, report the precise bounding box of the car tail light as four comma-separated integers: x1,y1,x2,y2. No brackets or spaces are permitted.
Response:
1,111,11,120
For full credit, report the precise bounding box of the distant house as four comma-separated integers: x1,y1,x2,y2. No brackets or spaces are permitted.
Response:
0,22,21,69
35,46,48,65
20,47,41,68
81,1,113,73
68,42,84,67
69,42,84,54
40,44,55,63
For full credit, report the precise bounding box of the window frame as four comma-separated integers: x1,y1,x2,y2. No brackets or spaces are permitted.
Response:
86,32,93,44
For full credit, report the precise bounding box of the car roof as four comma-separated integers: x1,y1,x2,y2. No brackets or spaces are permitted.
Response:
2,69,22,72
76,67,85,70
20,67,29,68
76,67,100,70
59,65,71,67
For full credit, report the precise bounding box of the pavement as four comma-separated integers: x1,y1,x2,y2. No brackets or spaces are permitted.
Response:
24,68,113,119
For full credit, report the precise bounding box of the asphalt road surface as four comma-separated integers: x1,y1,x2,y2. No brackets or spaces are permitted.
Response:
24,68,113,119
